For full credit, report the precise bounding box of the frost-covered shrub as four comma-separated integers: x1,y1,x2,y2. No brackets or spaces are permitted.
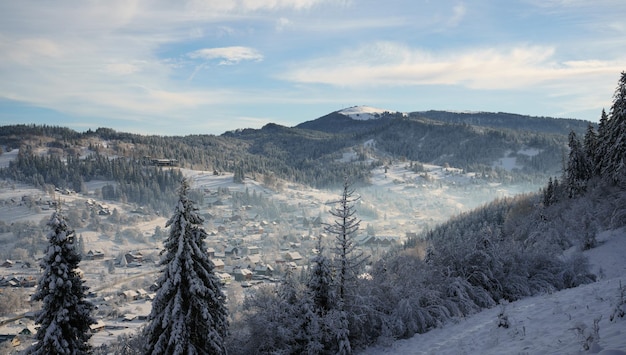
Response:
571,316,602,351
610,281,626,322
497,301,510,329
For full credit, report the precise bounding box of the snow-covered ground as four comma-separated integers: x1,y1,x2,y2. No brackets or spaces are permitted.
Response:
0,149,18,169
3,158,605,354
361,229,626,355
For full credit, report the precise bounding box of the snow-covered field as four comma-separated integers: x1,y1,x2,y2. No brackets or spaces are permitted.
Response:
361,229,626,355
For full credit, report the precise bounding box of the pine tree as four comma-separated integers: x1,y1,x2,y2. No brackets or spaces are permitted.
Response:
76,234,86,257
143,178,228,355
305,235,335,353
600,71,626,183
594,109,609,175
28,210,95,355
324,177,368,355
543,177,555,206
583,123,597,170
310,240,334,311
565,131,592,197
326,177,366,304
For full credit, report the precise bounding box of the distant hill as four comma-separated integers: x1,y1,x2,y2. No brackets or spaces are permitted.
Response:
295,111,396,134
0,107,590,190
410,110,591,136
298,107,590,137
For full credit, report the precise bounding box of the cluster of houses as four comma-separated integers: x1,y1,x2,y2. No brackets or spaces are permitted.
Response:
0,275,36,288
2,194,58,210
85,198,111,215
1,260,37,289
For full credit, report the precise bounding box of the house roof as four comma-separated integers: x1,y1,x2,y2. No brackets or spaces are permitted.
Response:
237,268,253,276
245,255,262,264
285,251,303,261
213,259,225,267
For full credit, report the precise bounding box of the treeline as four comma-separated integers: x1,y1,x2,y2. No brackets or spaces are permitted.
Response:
411,110,589,136
545,72,626,205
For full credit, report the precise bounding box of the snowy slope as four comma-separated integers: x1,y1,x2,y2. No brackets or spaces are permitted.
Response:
360,229,626,354
338,106,397,120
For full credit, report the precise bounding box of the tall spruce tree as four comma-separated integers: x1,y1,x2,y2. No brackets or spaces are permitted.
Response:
594,109,609,175
28,210,95,355
143,178,228,355
327,177,366,305
305,235,335,353
565,131,591,197
324,177,368,355
597,72,626,182
307,236,334,316
583,123,597,170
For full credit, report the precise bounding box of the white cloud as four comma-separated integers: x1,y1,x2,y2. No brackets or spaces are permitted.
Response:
280,41,623,90
447,3,466,27
275,17,292,32
239,0,325,11
105,62,141,75
188,46,264,65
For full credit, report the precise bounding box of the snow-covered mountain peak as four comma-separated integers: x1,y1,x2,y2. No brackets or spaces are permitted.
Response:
338,106,396,120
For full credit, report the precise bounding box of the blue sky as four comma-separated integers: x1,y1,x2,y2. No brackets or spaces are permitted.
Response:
0,0,625,136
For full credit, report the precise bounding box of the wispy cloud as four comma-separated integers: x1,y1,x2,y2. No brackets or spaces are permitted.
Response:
275,17,293,32
0,0,624,134
447,3,466,28
188,46,264,65
280,41,623,90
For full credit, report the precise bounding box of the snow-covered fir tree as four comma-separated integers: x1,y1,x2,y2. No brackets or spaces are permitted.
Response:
305,235,335,353
28,210,95,355
143,178,228,355
325,177,368,354
583,123,597,170
565,131,592,197
593,109,609,174
326,177,366,304
307,235,334,316
598,71,626,183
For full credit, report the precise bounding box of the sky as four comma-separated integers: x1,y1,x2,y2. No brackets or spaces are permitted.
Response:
0,0,625,136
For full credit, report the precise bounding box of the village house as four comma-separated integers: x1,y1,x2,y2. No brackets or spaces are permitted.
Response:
244,254,262,266
1,260,14,268
224,246,239,257
85,250,105,260
120,290,139,301
90,320,106,333
233,268,253,282
124,251,143,264
213,258,225,271
217,273,232,285
284,251,303,264
254,264,274,277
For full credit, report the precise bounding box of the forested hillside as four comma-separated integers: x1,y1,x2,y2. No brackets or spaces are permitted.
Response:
411,110,589,135
0,107,582,199
223,72,626,354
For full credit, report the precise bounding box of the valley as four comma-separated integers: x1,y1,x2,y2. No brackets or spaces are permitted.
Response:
0,153,542,351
